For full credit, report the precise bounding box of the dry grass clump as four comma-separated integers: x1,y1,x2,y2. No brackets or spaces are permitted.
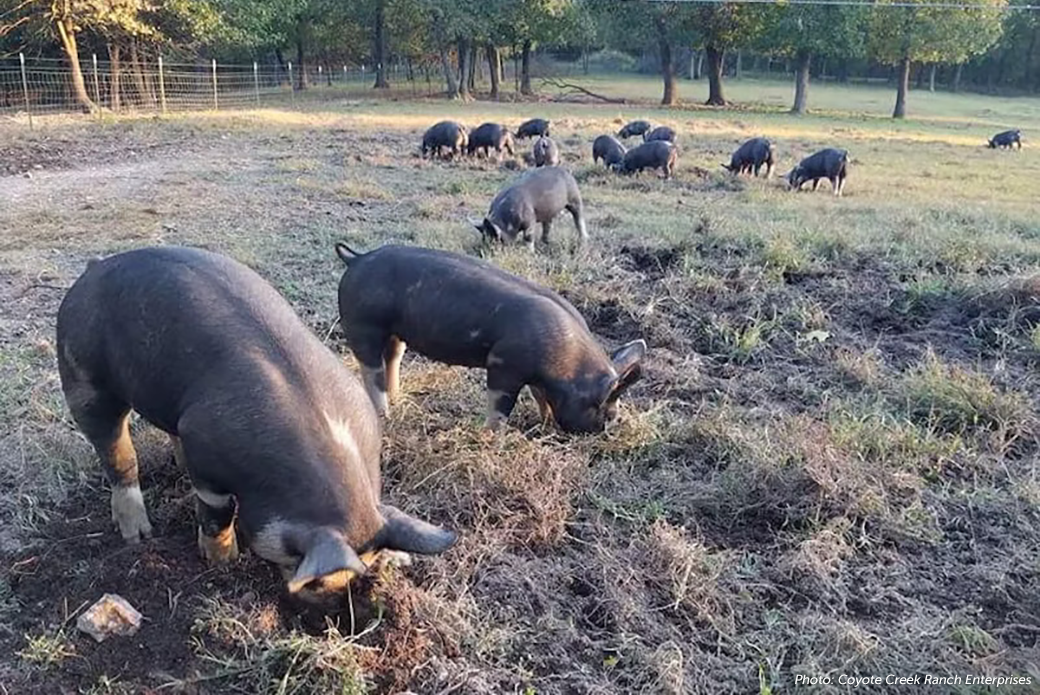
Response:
900,350,1035,448
188,596,368,694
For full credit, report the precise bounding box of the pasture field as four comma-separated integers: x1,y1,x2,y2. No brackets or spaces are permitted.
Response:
1,78,1039,694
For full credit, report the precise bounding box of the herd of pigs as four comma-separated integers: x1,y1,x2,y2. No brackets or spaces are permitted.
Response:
50,114,1025,612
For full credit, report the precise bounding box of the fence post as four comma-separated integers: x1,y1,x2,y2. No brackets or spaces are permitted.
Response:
211,59,218,110
343,65,347,85
288,62,295,105
253,61,260,106
158,55,167,115
318,65,322,87
18,53,32,130
92,53,101,120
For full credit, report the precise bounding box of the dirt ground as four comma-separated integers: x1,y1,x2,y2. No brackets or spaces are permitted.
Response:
1,93,1039,694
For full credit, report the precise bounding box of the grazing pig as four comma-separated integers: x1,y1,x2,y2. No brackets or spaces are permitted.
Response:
722,137,776,177
474,166,588,249
468,122,515,159
786,148,849,196
644,126,677,144
57,247,456,606
988,129,1022,150
516,118,551,139
533,135,560,167
592,135,626,168
614,140,678,179
618,120,653,139
422,120,468,159
335,243,647,433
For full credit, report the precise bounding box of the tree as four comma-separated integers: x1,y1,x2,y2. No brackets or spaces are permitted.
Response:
759,3,867,114
372,0,388,88
869,0,1005,118
695,2,764,106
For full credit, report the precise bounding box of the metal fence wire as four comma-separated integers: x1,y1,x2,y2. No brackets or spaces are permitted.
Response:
0,54,443,125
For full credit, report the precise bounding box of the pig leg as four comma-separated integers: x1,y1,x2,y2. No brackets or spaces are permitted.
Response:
383,336,406,402
541,219,553,245
353,329,391,415
566,204,589,245
195,490,239,565
831,177,840,196
529,385,553,425
64,381,153,543
811,179,820,192
485,366,523,430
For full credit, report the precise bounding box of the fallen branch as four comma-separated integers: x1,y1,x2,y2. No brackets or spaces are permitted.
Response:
540,77,626,104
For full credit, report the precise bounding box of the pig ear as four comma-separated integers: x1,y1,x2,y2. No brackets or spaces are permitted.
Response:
288,528,366,594
378,504,457,555
606,339,647,402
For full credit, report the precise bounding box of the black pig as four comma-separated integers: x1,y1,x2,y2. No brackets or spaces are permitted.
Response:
618,120,652,139
516,118,551,139
592,135,626,168
533,135,560,167
785,148,849,196
468,122,515,159
335,243,646,433
56,247,456,606
614,140,678,179
644,126,676,144
422,120,468,159
722,137,776,177
988,129,1022,150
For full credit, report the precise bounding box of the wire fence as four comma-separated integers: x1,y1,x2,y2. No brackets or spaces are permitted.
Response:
0,54,448,127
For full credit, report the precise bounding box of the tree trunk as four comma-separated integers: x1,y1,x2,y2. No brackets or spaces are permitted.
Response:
735,51,743,79
373,0,389,88
656,20,676,105
457,38,471,99
694,51,702,80
837,57,849,84
582,40,589,74
915,63,925,89
791,49,810,115
440,45,459,98
276,49,289,86
109,43,121,111
705,46,726,105
54,15,94,112
893,55,910,118
953,62,963,92
928,64,936,92
467,43,477,92
296,32,309,90
520,39,533,95
129,38,153,106
487,43,500,99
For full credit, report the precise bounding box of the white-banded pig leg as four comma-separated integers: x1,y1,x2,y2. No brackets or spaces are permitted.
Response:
568,205,588,245
529,385,554,425
360,363,389,416
383,337,406,403
195,488,239,565
541,219,553,244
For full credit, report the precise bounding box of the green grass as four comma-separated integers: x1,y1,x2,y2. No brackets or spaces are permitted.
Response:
1,74,1039,694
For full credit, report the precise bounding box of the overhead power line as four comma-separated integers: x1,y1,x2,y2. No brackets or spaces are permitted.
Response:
648,0,1040,10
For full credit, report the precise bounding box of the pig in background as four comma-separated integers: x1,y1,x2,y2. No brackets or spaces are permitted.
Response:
988,129,1022,150
786,148,849,196
335,243,647,434
57,247,456,609
473,166,588,250
617,120,652,139
468,122,515,160
533,135,560,167
422,120,468,160
614,140,678,179
593,135,626,168
516,118,551,139
722,137,776,178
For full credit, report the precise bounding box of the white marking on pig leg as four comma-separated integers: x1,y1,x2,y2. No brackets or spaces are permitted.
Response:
251,518,299,567
360,364,389,416
111,484,153,544
529,385,553,425
383,338,406,401
195,487,238,564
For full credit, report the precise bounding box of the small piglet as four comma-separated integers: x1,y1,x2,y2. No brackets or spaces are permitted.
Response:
644,126,676,144
468,122,515,159
723,137,776,177
618,120,652,139
533,135,560,167
593,135,626,168
615,140,678,179
422,120,468,159
786,148,849,196
57,247,456,606
474,166,588,249
988,129,1022,150
335,243,647,433
516,118,551,139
